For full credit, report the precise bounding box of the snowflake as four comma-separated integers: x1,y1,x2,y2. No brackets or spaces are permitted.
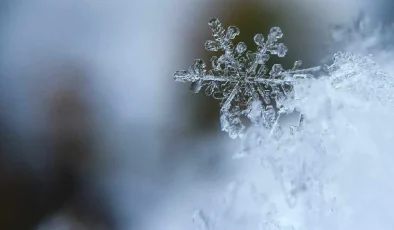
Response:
174,18,323,138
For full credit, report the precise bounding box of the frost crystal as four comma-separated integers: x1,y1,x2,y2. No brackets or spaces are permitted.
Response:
174,18,323,138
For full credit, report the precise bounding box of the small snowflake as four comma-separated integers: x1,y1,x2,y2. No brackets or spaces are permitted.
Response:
174,18,323,138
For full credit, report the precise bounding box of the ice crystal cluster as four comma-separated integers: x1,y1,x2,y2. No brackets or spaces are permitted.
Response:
174,18,323,138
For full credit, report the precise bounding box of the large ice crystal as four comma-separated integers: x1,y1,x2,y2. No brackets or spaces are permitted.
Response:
174,18,323,138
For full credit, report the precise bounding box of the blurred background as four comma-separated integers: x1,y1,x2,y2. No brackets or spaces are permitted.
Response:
0,0,390,229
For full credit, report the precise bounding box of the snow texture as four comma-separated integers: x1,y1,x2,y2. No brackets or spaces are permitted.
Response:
191,50,394,230
175,16,394,230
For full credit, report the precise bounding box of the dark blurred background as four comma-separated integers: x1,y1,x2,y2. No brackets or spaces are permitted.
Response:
0,0,390,229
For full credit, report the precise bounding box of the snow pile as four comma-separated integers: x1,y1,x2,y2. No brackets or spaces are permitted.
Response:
194,52,394,229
